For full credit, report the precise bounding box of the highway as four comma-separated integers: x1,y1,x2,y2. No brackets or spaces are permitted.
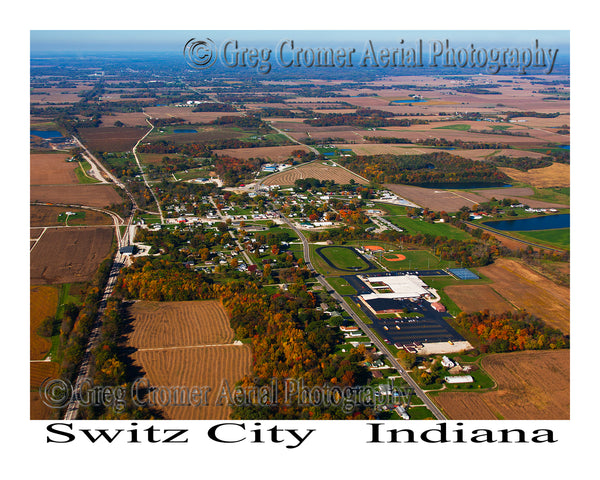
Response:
280,214,447,420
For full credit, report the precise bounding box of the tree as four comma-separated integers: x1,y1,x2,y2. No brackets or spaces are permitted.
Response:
396,350,416,369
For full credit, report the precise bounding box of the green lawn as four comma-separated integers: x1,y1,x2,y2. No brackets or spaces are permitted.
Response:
320,246,370,270
511,228,570,249
74,161,100,184
327,277,358,295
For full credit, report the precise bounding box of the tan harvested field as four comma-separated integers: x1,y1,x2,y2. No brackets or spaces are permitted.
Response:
30,362,62,419
384,183,568,211
30,227,114,285
434,349,569,420
30,285,59,360
262,161,368,186
499,162,570,188
126,300,252,419
384,183,484,211
31,153,79,185
477,258,569,332
444,284,516,314
132,346,252,420
30,184,123,208
30,205,113,227
127,300,234,349
216,145,310,161
335,143,460,156
30,88,86,104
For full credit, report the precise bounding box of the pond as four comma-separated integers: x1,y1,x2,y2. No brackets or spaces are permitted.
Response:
482,213,570,231
31,130,63,138
391,99,428,104
173,129,197,133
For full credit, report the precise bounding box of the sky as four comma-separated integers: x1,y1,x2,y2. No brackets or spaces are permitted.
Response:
30,30,569,56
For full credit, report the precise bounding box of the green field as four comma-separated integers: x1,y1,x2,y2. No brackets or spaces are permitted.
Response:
510,228,570,249
327,277,358,295
432,124,471,131
321,247,369,270
376,203,472,241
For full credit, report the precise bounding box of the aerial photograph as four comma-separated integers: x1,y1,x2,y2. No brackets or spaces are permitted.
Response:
29,30,570,423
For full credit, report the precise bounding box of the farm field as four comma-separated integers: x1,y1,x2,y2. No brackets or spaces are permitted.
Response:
77,126,149,152
215,145,310,161
30,184,123,208
444,284,516,314
433,349,569,420
498,162,570,188
30,285,59,359
384,183,569,212
125,300,252,419
30,227,114,284
262,161,368,186
476,258,569,332
30,362,61,420
126,300,234,349
144,106,244,123
30,205,113,227
131,346,252,420
30,153,79,185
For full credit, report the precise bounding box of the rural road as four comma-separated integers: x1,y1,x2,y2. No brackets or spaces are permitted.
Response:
280,213,447,420
133,116,164,223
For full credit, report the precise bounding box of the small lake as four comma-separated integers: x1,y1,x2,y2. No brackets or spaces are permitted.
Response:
482,213,570,231
173,129,197,133
31,130,63,138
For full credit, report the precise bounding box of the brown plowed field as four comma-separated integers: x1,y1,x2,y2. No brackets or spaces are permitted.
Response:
30,205,113,227
30,153,79,185
132,346,252,420
126,300,252,419
434,349,569,420
498,162,570,188
444,284,516,314
30,285,59,359
262,162,367,186
127,300,234,349
78,126,149,152
477,258,569,333
30,184,123,208
30,227,114,285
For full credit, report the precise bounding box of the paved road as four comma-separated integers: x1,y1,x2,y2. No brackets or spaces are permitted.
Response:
280,214,446,420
